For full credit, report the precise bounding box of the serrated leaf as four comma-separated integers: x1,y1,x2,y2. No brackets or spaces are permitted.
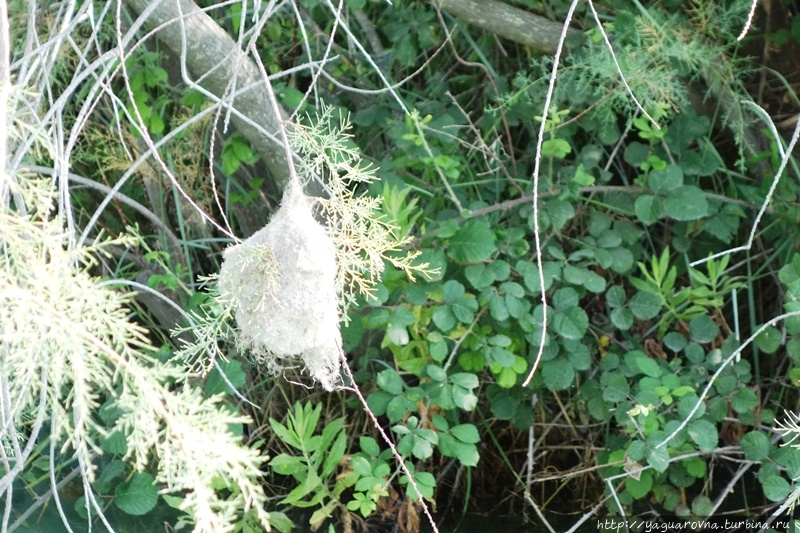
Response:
646,445,670,473
541,358,575,391
602,373,630,402
447,219,497,263
740,431,771,461
360,436,381,457
687,419,718,452
689,315,719,344
755,326,782,354
634,195,662,225
101,430,127,455
450,424,480,444
648,165,683,194
731,388,758,414
115,472,157,516
465,264,495,289
552,307,589,340
762,475,791,502
664,186,708,220
629,291,662,320
95,460,127,494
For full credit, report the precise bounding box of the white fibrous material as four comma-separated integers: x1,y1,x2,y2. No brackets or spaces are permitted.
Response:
217,183,342,390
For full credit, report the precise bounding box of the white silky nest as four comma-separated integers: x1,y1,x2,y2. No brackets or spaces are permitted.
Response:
217,183,342,390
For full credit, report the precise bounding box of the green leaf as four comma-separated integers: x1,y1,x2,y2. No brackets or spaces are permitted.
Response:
562,264,606,293
543,199,575,232
426,364,447,382
447,219,497,263
452,386,478,411
450,424,480,444
101,430,127,455
755,326,782,354
432,305,457,331
610,308,634,330
115,472,158,516
552,307,589,340
602,373,630,402
552,287,579,310
541,138,572,158
648,165,683,194
323,431,347,478
634,195,662,225
691,495,713,516
687,419,718,452
442,280,465,303
270,454,304,476
95,460,126,494
386,396,415,423
740,431,771,461
762,475,791,502
360,436,381,457
541,358,575,391
646,445,670,473
664,186,709,220
282,470,322,505
366,391,392,416
663,332,687,352
376,369,404,395
683,457,706,478
449,373,479,389
629,291,662,320
606,285,627,308
204,358,247,396
625,470,653,499
634,356,663,378
689,315,719,344
565,341,592,370
731,388,758,414
465,264,495,289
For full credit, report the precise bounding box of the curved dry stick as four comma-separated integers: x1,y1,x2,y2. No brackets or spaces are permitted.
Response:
521,0,582,389
338,350,440,533
690,101,797,268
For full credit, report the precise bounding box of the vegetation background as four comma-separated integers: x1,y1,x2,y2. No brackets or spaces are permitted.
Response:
5,0,800,532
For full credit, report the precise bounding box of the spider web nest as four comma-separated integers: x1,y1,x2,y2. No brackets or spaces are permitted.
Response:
205,107,429,390
218,181,341,390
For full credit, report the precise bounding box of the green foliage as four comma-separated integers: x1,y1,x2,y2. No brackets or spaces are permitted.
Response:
15,0,800,529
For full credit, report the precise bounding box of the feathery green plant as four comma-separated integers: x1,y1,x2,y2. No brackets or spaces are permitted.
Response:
1,170,275,532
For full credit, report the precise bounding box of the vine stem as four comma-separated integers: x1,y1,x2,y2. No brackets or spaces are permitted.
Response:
521,0,581,389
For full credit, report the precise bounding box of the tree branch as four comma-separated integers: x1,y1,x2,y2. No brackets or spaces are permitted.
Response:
435,0,579,54
123,0,292,189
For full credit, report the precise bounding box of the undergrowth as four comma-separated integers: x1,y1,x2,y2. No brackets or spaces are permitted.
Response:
6,0,800,532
